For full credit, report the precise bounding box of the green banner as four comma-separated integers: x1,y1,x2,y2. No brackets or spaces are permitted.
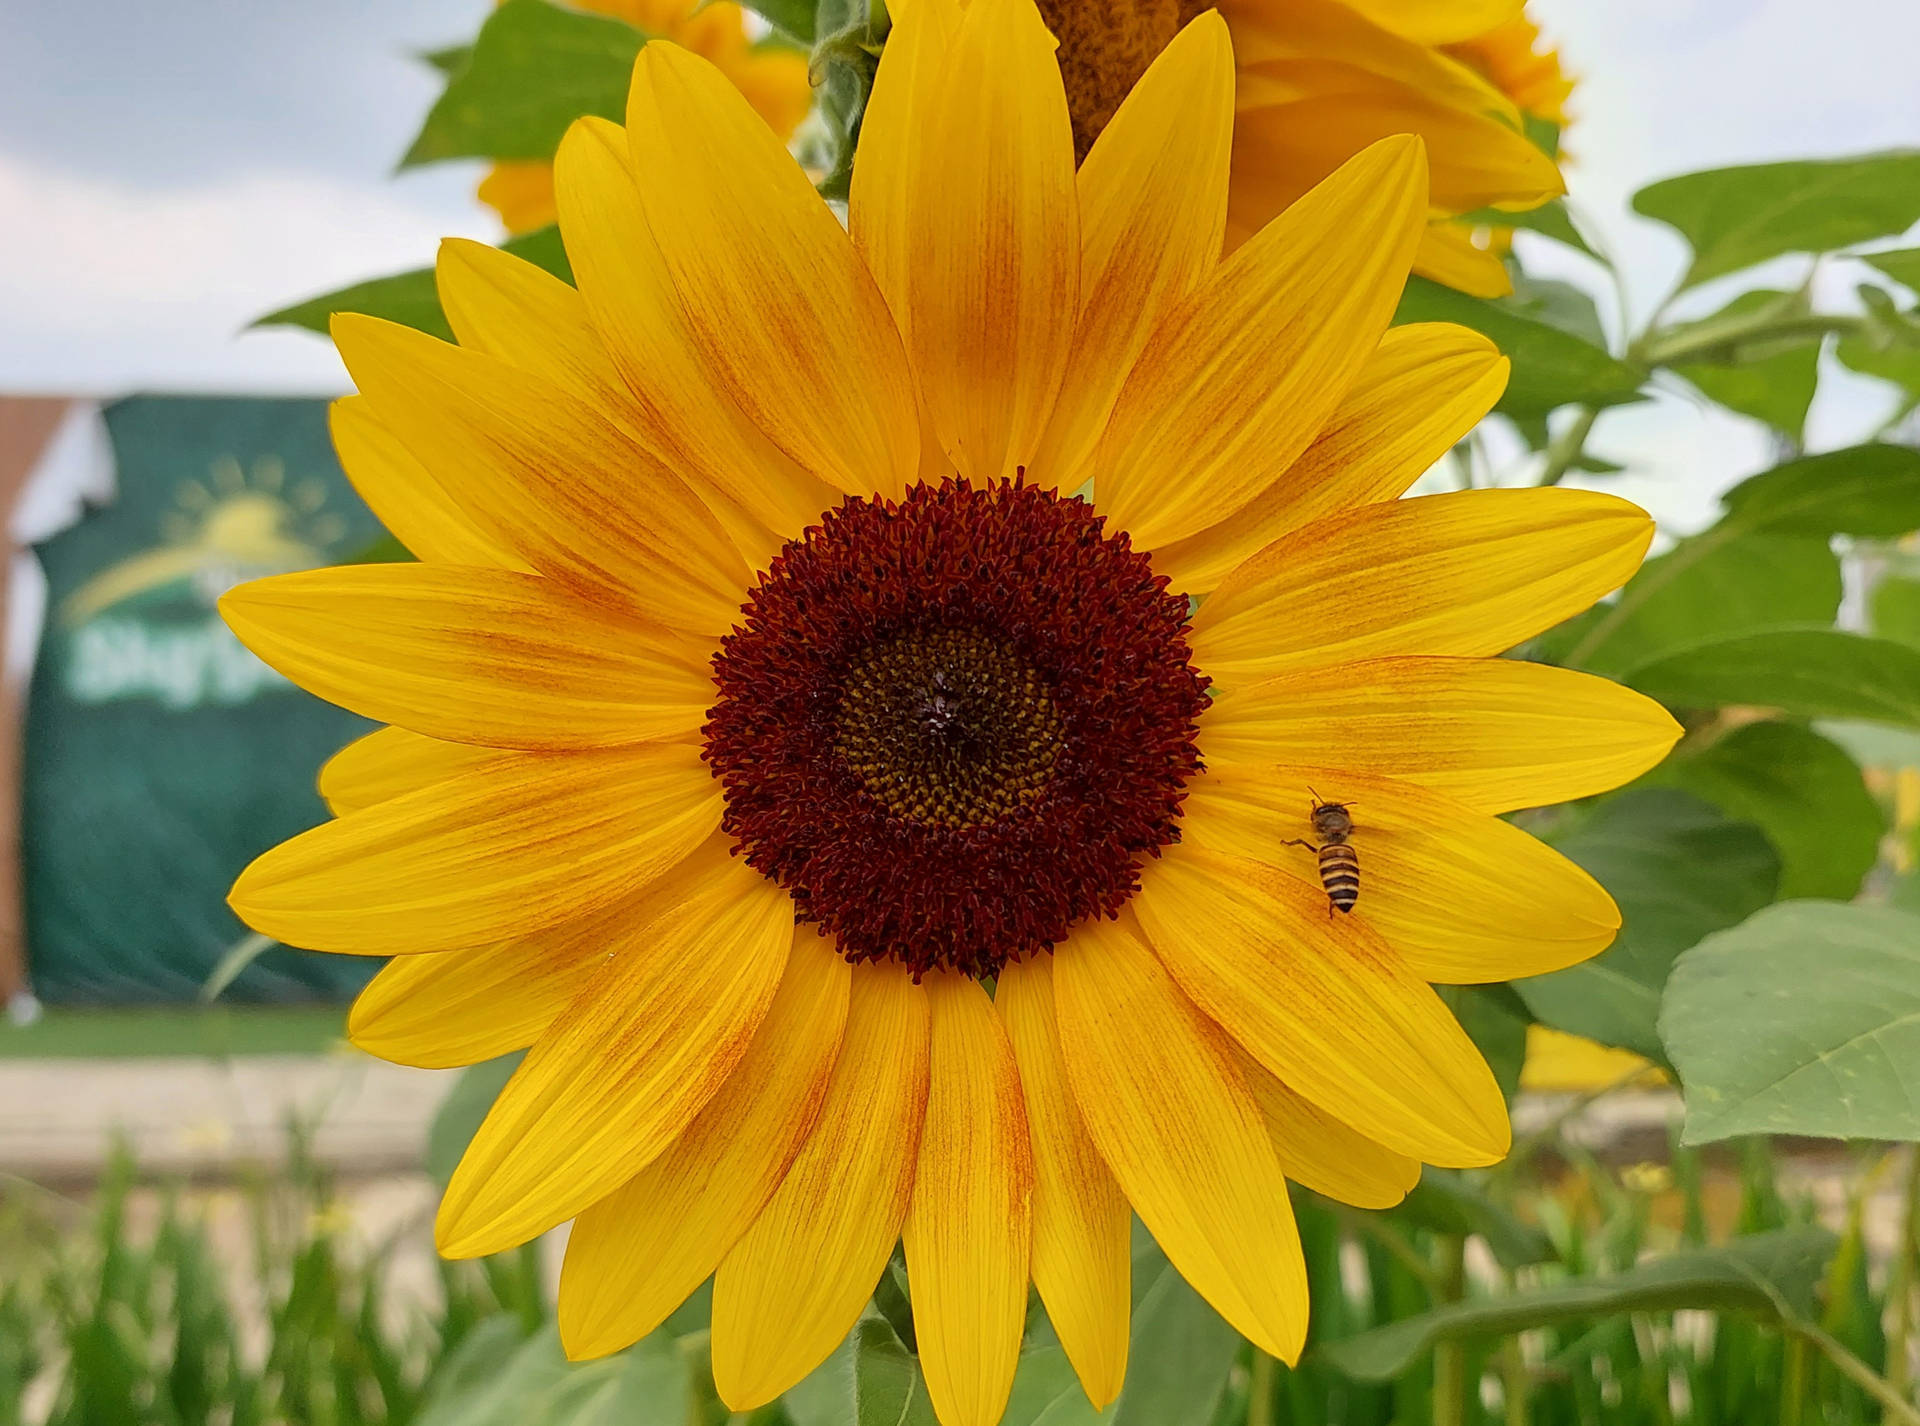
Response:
25,396,384,1004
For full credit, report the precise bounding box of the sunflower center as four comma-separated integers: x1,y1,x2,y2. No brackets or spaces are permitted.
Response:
704,480,1207,979
1037,0,1213,161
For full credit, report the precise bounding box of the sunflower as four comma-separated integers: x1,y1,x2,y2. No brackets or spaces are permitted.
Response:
225,3,1676,1421
476,0,811,234
1036,0,1565,298
1445,11,1575,128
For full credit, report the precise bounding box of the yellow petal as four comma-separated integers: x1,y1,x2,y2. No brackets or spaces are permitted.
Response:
558,924,851,1359
1153,323,1509,592
435,237,634,416
328,398,526,571
711,963,931,1410
1201,656,1684,814
903,973,1033,1426
996,957,1130,1409
553,117,838,556
1182,763,1621,983
230,741,720,954
333,313,748,635
318,727,507,817
1415,219,1514,298
849,0,963,348
223,565,713,751
1029,11,1234,489
1095,135,1428,550
1324,0,1527,48
1235,1051,1421,1209
1189,488,1653,684
625,46,920,497
897,0,1079,483
436,847,794,1258
477,160,558,235
1053,912,1308,1363
346,868,698,1069
1133,845,1510,1167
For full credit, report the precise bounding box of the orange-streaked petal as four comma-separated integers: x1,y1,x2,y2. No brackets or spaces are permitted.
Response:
230,742,720,954
1201,656,1684,814
711,963,931,1410
317,727,508,817
903,973,1033,1426
553,117,837,562
557,924,851,1359
1189,488,1653,684
328,398,526,571
435,847,794,1258
1054,911,1308,1363
1031,11,1235,489
1236,1051,1421,1209
332,313,748,634
1181,763,1621,983
1094,134,1428,550
625,45,920,497
996,956,1130,1408
1415,219,1514,298
1152,323,1508,592
1134,846,1510,1168
899,0,1079,483
222,565,714,751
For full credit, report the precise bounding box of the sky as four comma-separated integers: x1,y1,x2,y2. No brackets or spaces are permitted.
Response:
1,0,1918,528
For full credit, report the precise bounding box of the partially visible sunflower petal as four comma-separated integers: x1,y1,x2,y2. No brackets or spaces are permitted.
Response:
317,727,507,817
332,314,748,634
625,45,920,497
1202,657,1683,813
897,0,1079,483
851,0,962,344
1182,763,1621,983
1415,219,1514,298
558,924,850,1360
711,963,931,1411
345,867,700,1069
230,742,720,954
222,565,714,751
1327,0,1527,49
1153,323,1508,592
328,398,526,571
1134,846,1510,1168
903,974,1031,1426
1030,11,1234,489
1054,912,1309,1364
1095,135,1428,550
996,957,1130,1409
1236,1051,1421,1209
553,117,837,559
436,846,794,1258
1189,488,1652,683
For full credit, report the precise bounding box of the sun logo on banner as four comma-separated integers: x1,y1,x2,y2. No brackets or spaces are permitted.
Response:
61,455,349,628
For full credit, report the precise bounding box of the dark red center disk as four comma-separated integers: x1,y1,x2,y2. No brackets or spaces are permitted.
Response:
704,479,1208,979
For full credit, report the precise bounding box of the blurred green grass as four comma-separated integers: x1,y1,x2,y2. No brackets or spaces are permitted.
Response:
0,1007,343,1059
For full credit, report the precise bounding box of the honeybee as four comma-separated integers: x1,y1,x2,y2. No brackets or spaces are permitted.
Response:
1283,792,1360,915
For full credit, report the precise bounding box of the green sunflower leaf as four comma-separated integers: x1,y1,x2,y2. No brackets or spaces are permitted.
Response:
1314,1228,1836,1382
424,1052,524,1188
402,0,646,168
1516,790,1779,1062
1625,628,1920,727
1633,150,1920,292
1668,290,1822,437
254,225,573,343
1863,246,1920,294
743,0,819,45
1108,1233,1239,1426
1644,720,1882,902
413,1322,692,1426
1661,902,1920,1144
1393,277,1644,418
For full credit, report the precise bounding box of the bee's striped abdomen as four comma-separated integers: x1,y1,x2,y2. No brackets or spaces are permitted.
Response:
1318,842,1360,912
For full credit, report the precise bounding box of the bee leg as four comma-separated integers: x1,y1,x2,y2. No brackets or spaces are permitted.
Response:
1279,838,1319,851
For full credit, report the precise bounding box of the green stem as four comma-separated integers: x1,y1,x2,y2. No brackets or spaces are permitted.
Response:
1779,1335,1808,1426
1247,1347,1277,1426
1536,407,1598,487
1432,1235,1469,1426
1789,1321,1920,1426
1888,1148,1920,1400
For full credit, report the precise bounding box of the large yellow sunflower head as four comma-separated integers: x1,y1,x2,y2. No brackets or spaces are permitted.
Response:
224,4,1674,1422
476,0,812,234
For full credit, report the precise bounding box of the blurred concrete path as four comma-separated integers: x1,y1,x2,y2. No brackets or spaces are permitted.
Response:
0,1052,453,1187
